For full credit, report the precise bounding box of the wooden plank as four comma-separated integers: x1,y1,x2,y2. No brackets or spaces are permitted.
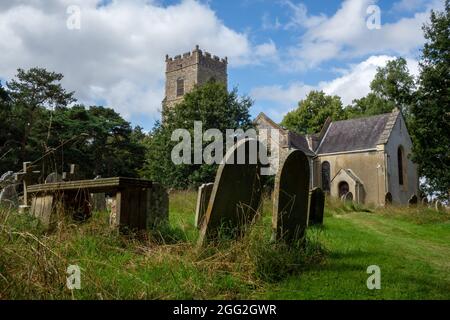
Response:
27,177,152,194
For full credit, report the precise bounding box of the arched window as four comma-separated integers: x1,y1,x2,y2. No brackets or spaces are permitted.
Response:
176,78,185,97
338,181,349,198
398,146,404,185
321,161,330,192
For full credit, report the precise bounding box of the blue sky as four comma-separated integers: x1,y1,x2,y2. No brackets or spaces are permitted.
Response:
0,0,442,130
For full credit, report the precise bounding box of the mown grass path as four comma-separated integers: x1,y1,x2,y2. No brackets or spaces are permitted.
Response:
260,211,450,299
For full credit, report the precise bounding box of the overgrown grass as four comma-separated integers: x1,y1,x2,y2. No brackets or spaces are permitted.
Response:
0,193,449,300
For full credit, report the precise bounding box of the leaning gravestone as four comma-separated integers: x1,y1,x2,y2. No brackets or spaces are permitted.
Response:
408,194,418,207
385,192,393,206
309,187,325,225
146,183,169,229
198,139,263,245
272,149,310,243
195,183,214,229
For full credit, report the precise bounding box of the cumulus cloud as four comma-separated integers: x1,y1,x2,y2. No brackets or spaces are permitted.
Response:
250,55,420,120
284,0,441,70
0,0,275,125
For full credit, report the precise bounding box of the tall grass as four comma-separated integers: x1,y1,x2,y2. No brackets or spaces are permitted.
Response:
0,192,326,299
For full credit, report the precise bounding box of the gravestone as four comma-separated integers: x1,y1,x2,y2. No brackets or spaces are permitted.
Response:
408,194,418,207
342,192,353,202
195,183,214,229
198,139,263,245
272,149,310,243
147,183,169,229
435,200,444,212
0,184,19,208
385,192,393,206
0,171,14,187
91,176,106,212
309,187,325,226
421,197,429,206
45,172,63,184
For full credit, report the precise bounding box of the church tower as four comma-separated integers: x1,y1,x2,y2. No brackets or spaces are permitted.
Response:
163,45,228,110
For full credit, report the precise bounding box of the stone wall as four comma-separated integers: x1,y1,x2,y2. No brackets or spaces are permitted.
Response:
164,46,228,110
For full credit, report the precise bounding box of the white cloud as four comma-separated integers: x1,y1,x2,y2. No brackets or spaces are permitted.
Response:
285,0,441,70
0,0,274,125
251,55,420,120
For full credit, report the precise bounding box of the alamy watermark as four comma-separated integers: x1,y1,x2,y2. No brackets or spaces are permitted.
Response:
366,265,381,290
170,122,280,176
66,264,81,290
66,5,81,30
366,5,381,30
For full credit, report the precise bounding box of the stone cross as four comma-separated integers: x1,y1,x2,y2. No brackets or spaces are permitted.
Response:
14,162,40,208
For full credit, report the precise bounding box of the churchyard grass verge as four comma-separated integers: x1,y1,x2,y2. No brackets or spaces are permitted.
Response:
0,192,449,299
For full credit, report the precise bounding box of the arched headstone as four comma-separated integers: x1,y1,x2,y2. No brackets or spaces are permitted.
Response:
272,149,310,243
342,192,353,202
45,172,63,184
435,200,444,212
198,139,263,245
309,187,325,225
421,197,429,206
408,194,418,207
385,192,393,205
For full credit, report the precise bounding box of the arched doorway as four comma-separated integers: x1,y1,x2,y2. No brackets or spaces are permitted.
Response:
338,181,349,198
321,161,330,192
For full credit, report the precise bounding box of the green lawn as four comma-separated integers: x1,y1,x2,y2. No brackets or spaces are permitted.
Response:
0,191,449,299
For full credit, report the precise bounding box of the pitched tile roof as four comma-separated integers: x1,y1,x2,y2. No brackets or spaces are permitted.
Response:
316,111,399,154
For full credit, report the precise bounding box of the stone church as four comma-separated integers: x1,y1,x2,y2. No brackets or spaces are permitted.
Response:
255,110,419,206
163,47,418,206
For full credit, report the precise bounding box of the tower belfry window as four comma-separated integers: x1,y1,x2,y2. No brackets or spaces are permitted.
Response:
177,78,184,97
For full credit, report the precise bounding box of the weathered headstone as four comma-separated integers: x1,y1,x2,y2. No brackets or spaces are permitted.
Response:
198,139,263,245
421,197,429,206
45,172,63,184
435,200,444,212
147,183,169,229
195,183,214,229
272,149,310,243
408,194,418,207
309,187,325,225
0,171,14,186
0,184,19,208
385,192,393,206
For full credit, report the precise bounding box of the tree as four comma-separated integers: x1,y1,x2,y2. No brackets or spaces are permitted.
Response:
281,91,345,134
5,68,75,164
370,57,415,117
48,105,146,178
411,1,450,199
141,81,253,188
346,93,396,119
